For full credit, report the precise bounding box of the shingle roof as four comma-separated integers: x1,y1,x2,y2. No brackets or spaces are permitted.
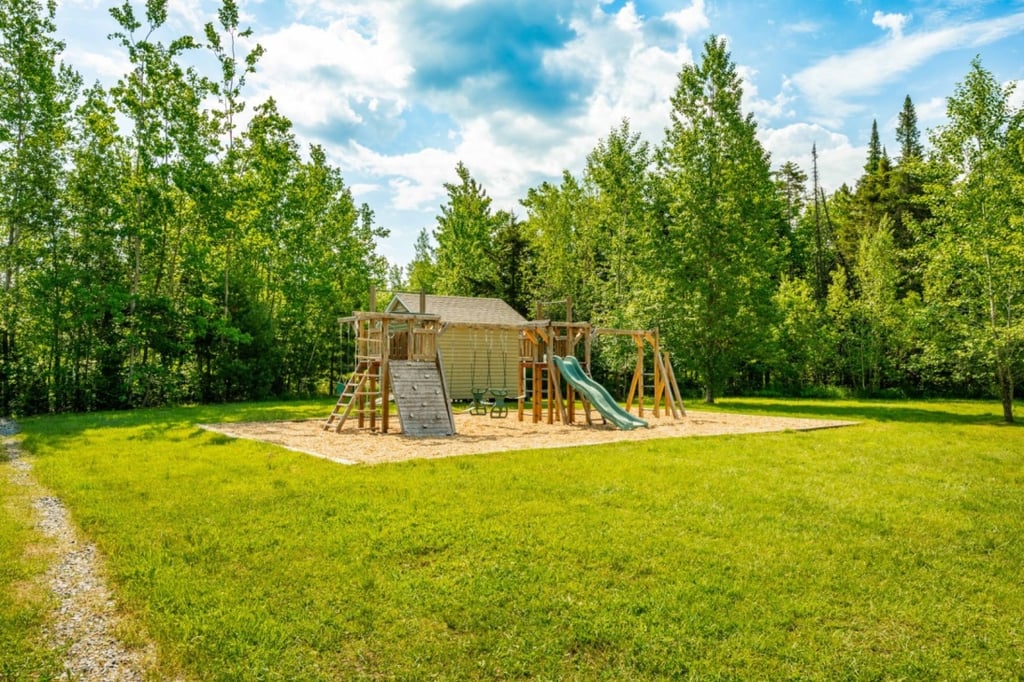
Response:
387,293,527,326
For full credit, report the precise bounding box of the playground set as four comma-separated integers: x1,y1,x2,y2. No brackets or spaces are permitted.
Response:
323,289,685,437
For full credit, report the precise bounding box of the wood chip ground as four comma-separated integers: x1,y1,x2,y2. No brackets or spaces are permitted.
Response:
202,410,858,465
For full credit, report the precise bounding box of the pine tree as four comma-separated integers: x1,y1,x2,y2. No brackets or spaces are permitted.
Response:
433,162,497,297
895,94,923,163
864,119,882,173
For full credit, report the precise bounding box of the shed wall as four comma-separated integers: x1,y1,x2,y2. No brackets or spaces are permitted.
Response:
439,327,520,400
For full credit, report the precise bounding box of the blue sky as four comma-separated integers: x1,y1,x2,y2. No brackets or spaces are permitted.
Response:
55,0,1024,267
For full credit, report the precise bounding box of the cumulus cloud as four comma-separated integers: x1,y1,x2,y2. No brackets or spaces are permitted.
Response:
309,0,702,225
248,10,412,133
738,66,794,121
872,10,910,39
760,123,865,191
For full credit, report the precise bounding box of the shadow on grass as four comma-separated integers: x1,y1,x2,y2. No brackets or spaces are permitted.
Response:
712,399,1019,426
17,398,337,453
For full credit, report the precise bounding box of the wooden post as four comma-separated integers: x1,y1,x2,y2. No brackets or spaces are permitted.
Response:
651,330,661,418
419,290,426,314
380,318,390,433
369,284,376,312
636,334,645,417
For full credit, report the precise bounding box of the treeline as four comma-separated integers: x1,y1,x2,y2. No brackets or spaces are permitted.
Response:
0,0,387,415
2,2,1022,422
404,40,1024,421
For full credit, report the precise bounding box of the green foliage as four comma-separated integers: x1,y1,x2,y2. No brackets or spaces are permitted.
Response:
923,58,1024,422
405,227,437,293
0,2,385,415
433,162,499,297
658,36,784,402
15,397,1024,678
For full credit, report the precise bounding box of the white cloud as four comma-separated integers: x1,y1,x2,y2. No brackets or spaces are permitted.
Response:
249,14,412,130
915,95,948,128
664,0,710,35
760,123,865,191
785,20,820,34
738,66,794,121
872,10,910,39
1008,79,1024,111
793,11,1024,122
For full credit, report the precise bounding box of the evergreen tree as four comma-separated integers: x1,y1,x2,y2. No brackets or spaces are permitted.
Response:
657,36,784,403
865,119,882,173
433,162,497,297
896,94,923,163
490,211,535,316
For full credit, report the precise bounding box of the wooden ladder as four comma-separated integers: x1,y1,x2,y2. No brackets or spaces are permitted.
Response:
323,360,385,432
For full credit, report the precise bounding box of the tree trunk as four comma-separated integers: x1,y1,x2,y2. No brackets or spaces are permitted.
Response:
997,363,1014,424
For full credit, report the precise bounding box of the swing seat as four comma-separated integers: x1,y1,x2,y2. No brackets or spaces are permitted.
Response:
471,388,490,415
489,388,509,418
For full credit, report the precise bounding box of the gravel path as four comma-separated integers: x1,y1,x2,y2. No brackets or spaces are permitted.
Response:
2,419,154,681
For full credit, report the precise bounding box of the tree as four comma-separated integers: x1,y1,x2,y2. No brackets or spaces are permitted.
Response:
204,0,264,319
769,275,830,391
0,0,80,413
583,119,663,330
924,58,1023,422
852,215,905,392
406,228,437,293
896,94,923,163
521,172,595,317
433,162,497,297
490,211,535,316
657,36,784,402
774,160,808,278
865,119,882,173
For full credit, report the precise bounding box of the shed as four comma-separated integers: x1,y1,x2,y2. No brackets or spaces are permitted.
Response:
386,293,526,400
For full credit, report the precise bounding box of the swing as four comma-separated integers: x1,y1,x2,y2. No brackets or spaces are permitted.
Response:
488,330,510,419
470,329,489,415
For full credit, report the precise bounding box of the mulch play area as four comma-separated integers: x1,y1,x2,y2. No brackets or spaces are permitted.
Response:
201,410,857,465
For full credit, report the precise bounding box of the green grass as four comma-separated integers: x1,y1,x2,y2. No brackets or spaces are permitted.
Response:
11,397,1024,679
0,441,61,681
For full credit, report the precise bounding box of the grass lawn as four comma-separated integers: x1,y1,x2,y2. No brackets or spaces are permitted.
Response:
4,398,1024,679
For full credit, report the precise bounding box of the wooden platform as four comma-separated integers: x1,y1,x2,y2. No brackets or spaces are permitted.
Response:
389,361,455,437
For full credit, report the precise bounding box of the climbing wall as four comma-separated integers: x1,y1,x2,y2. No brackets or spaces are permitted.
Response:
389,361,455,437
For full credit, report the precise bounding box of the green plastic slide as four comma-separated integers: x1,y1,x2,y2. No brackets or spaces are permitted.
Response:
553,355,648,430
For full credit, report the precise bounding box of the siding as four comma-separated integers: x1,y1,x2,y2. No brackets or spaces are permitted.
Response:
386,293,527,401
440,327,520,400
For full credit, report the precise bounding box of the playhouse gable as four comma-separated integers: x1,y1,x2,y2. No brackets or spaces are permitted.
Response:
386,293,526,326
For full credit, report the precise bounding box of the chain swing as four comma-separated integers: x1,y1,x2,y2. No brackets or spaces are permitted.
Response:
470,327,489,415
488,328,509,418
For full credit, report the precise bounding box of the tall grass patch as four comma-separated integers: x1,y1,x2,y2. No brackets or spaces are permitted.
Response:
18,398,1024,678
0,444,61,680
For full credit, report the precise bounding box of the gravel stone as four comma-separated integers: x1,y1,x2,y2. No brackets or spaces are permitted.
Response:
3,424,153,681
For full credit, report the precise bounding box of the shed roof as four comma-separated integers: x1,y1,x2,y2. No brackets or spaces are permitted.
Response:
387,293,527,326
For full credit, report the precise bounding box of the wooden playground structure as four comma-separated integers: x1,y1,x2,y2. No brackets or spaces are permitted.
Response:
323,291,684,437
323,290,456,437
517,299,685,427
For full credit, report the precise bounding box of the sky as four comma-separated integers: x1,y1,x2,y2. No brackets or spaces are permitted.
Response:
54,0,1024,268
